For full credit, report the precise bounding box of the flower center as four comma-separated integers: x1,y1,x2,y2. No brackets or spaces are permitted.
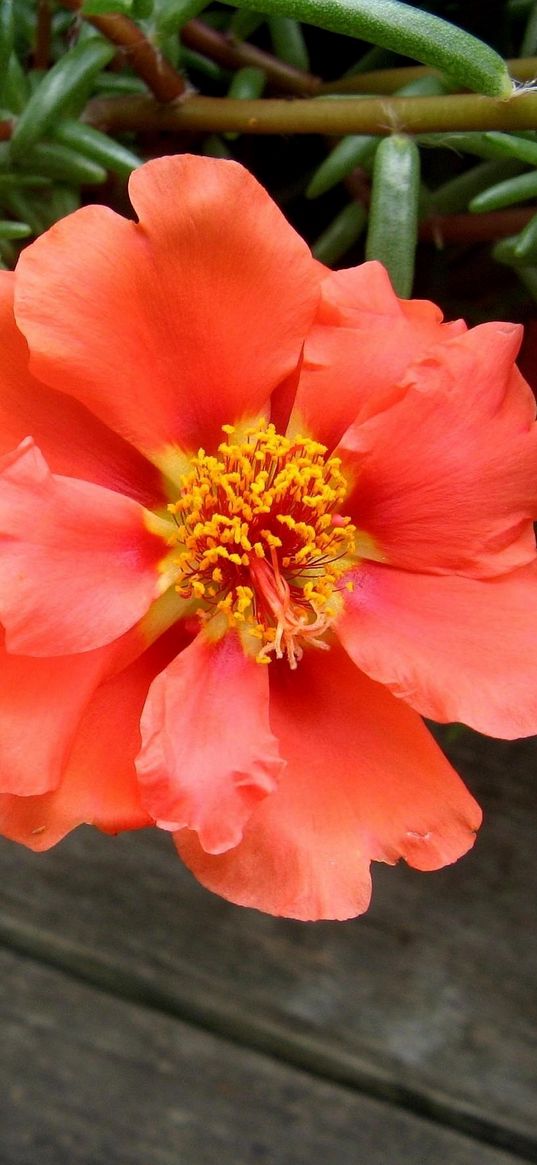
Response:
167,422,357,667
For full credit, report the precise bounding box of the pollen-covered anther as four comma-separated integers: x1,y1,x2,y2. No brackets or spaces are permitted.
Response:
168,421,357,665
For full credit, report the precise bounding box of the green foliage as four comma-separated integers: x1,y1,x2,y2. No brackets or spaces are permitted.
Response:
0,219,31,240
225,66,266,138
268,16,309,70
82,0,136,13
307,75,447,201
224,0,513,97
429,160,525,215
366,134,420,297
0,0,534,318
81,0,154,13
306,135,377,199
15,142,108,185
10,39,115,159
470,171,537,212
0,1,14,89
312,201,367,264
511,211,537,261
227,65,267,98
52,121,142,177
154,0,210,34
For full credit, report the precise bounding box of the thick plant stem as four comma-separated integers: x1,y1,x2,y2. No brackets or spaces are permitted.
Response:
85,90,537,136
321,56,537,94
60,0,187,101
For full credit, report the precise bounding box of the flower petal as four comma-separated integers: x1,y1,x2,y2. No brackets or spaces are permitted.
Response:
176,644,480,920
0,439,164,656
136,631,284,854
0,629,113,795
339,323,537,577
15,155,321,468
0,271,163,508
0,625,191,851
338,560,537,739
290,261,466,449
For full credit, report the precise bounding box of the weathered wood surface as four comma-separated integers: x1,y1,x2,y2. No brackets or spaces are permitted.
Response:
0,946,530,1165
1,729,536,1161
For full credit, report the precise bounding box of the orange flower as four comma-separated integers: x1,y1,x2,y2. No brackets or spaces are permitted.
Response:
1,154,536,920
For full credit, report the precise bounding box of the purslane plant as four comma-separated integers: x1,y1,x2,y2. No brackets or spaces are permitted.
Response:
0,155,536,920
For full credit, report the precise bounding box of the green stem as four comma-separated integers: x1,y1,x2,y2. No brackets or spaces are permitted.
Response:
321,55,537,94
85,90,537,136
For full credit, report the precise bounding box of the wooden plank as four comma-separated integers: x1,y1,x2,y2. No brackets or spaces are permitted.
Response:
0,730,536,1155
0,946,529,1165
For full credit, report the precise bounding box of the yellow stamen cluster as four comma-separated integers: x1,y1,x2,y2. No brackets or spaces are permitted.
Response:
167,422,357,667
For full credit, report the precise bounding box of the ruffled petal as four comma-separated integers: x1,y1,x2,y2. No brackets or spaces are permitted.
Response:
136,631,284,854
0,629,114,795
176,644,480,920
338,323,537,578
0,271,163,508
0,439,164,656
0,629,188,851
290,262,466,449
337,560,537,739
15,155,321,468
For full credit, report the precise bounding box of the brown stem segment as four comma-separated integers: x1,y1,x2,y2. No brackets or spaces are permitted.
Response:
420,209,535,244
60,0,186,101
85,90,537,136
34,0,52,70
181,19,320,96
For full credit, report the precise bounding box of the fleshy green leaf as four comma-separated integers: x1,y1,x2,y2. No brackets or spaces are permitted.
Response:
307,74,447,201
312,200,367,265
520,1,537,54
155,0,210,33
418,132,520,161
0,173,52,190
430,159,525,215
16,142,108,185
366,133,420,298
307,136,377,199
228,8,265,38
0,0,14,101
52,121,142,178
2,53,30,115
0,219,31,240
10,39,115,160
0,188,45,234
470,170,537,212
269,16,310,70
223,0,513,98
180,47,229,81
94,73,148,96
202,134,233,158
40,185,82,227
81,0,134,13
512,211,537,260
482,131,537,167
493,240,537,303
227,65,267,99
